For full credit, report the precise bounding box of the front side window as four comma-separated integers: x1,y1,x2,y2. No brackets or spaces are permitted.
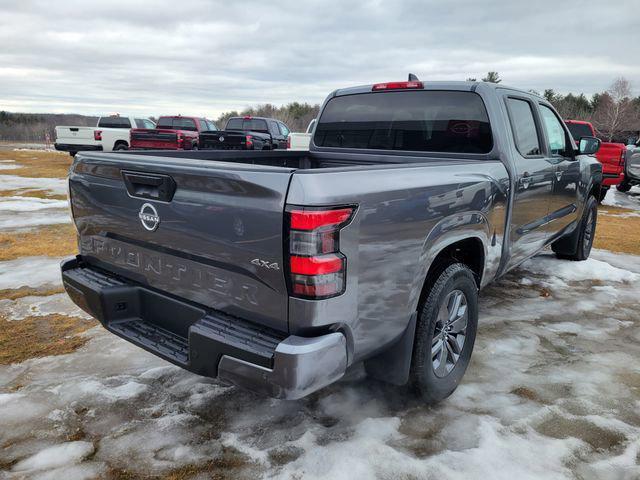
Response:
314,90,492,154
157,117,197,131
198,119,209,131
506,98,541,157
540,105,567,155
566,122,592,142
135,118,155,129
279,122,290,136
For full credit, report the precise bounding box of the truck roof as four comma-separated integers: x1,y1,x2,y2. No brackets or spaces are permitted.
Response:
332,80,542,99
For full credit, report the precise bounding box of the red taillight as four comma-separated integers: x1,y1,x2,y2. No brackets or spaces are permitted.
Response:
94,130,102,141
620,150,626,166
245,135,253,149
372,81,423,91
286,136,291,149
286,206,355,300
290,208,353,231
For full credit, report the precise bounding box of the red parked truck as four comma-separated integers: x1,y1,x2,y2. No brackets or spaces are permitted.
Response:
565,120,626,201
130,116,217,150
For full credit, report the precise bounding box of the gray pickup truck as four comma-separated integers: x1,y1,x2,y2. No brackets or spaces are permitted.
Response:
61,80,602,403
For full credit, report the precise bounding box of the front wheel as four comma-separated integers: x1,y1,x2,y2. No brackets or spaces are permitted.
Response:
598,187,609,203
410,263,478,404
553,195,597,261
617,180,632,193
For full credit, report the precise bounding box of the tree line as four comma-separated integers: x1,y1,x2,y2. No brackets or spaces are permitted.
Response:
1,74,638,144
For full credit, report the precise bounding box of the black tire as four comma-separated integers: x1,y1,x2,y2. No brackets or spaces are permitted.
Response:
617,180,632,193
598,187,609,203
192,143,198,151
69,152,77,157
113,143,128,151
410,263,478,404
553,195,597,261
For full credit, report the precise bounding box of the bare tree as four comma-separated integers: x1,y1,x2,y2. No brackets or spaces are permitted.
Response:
482,71,501,83
592,77,635,141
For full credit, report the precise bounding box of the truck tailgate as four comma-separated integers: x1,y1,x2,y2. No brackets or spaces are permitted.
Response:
56,126,95,143
69,153,294,332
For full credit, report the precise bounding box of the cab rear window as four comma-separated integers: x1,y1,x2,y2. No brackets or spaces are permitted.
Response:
314,91,492,154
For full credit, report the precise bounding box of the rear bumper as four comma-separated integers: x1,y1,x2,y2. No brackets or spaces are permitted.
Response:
60,256,347,399
55,143,102,152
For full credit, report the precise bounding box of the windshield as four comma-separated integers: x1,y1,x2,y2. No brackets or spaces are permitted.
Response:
314,90,492,154
225,118,269,133
566,123,593,142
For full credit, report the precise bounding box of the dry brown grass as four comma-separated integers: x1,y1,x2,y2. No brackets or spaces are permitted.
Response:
0,313,95,365
0,150,71,178
0,223,77,261
0,286,65,301
595,205,640,256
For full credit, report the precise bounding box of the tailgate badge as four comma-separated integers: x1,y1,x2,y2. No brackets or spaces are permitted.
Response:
139,203,160,231
251,258,280,270
219,136,224,142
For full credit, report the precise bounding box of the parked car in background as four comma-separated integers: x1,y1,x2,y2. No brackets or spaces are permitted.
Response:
199,116,289,150
565,120,626,200
287,119,316,151
619,138,640,192
62,80,602,403
130,116,216,150
55,115,155,156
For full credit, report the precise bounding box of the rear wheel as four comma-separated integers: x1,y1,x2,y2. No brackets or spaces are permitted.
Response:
617,180,632,193
69,152,77,157
114,143,128,151
192,143,198,150
410,263,478,404
552,195,597,261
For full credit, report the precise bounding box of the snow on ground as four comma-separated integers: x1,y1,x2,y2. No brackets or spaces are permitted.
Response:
0,293,90,321
0,256,65,290
602,185,640,211
0,250,639,479
0,175,67,196
0,195,70,231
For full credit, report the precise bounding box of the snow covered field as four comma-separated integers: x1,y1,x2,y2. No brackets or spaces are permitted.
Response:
1,154,639,479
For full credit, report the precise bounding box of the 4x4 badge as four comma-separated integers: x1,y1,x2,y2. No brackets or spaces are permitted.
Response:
251,258,279,270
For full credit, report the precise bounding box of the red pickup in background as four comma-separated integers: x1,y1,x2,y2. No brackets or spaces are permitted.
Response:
565,120,626,201
130,116,217,150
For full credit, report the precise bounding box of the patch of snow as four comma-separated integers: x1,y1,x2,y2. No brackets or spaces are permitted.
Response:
521,253,638,283
602,186,640,211
0,196,68,212
0,293,90,321
0,211,71,230
0,256,65,290
0,163,19,170
0,175,67,196
12,441,94,472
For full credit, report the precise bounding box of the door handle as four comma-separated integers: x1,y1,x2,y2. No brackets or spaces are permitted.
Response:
520,174,532,189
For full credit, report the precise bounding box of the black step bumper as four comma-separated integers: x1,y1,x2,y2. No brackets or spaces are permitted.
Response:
54,143,103,152
61,256,347,399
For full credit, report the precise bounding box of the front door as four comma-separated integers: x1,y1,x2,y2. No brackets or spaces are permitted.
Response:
504,95,554,269
538,104,580,235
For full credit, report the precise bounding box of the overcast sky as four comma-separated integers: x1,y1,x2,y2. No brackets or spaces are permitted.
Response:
1,0,638,118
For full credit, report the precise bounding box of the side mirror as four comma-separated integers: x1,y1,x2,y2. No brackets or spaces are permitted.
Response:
579,136,601,155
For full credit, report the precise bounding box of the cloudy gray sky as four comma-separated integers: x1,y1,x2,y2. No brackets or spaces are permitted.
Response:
1,0,638,118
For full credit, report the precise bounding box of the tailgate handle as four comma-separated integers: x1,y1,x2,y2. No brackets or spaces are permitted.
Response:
122,171,176,202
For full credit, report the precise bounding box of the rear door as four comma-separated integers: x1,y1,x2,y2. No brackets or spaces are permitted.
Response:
538,104,580,233
503,95,554,267
69,154,294,332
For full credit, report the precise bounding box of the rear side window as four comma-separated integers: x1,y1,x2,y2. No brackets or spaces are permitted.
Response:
198,119,209,131
506,98,541,157
540,106,567,155
98,117,131,129
314,91,492,154
135,119,155,129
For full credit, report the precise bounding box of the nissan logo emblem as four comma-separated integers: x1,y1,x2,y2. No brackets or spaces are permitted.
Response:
138,203,160,231
219,136,225,142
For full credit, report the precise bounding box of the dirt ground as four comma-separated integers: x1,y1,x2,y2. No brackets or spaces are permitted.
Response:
0,150,639,479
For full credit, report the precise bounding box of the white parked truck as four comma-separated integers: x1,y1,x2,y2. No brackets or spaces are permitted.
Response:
287,119,316,151
55,115,156,156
